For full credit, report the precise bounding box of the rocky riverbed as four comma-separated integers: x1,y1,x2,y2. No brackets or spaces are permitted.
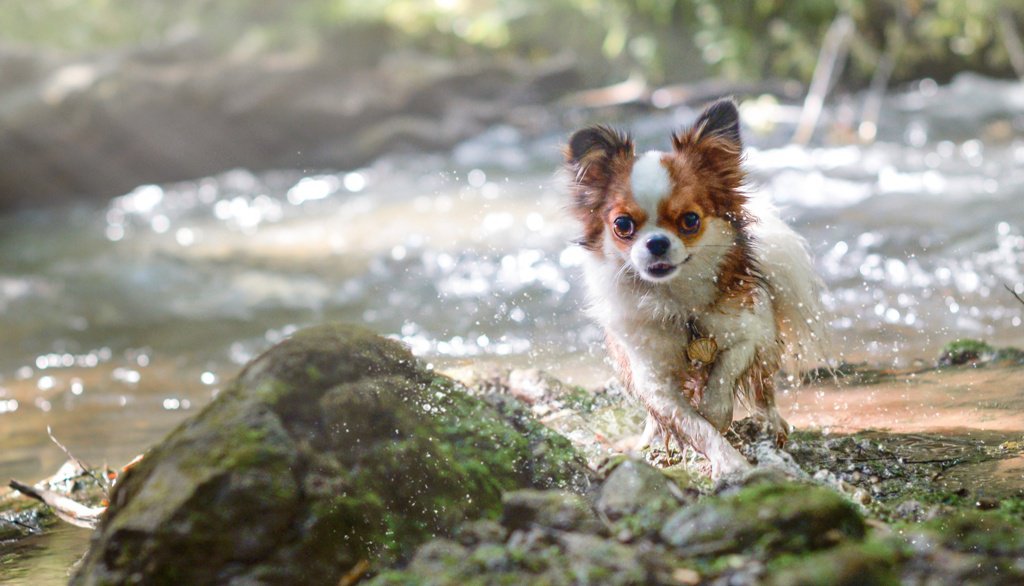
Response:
2,325,1022,584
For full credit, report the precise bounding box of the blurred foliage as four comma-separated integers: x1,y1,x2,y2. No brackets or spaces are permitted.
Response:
0,0,1022,86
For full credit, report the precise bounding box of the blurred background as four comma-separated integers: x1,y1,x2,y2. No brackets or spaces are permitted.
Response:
0,0,1023,501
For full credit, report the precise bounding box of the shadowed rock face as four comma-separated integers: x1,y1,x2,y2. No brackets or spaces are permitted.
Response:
70,323,588,585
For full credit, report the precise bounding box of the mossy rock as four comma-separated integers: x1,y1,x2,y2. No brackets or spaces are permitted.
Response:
501,489,603,534
659,482,865,558
938,338,995,366
917,509,1023,557
595,458,689,539
765,540,901,586
370,528,657,586
71,324,588,585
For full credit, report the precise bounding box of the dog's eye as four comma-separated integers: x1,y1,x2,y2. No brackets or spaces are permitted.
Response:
680,212,701,234
612,216,635,238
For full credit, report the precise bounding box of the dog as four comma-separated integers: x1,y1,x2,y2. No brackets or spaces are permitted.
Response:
563,98,827,479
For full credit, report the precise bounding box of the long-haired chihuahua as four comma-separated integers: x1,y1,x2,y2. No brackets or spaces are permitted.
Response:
564,98,828,479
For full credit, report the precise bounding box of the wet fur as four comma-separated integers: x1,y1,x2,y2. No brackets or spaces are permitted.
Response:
563,98,827,479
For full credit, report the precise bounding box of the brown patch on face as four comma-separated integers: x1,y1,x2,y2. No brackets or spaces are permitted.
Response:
662,99,766,304
655,170,709,247
603,195,648,255
563,126,637,253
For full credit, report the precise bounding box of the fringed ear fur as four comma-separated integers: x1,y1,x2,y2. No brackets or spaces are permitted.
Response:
672,98,742,153
671,98,745,193
563,125,633,251
668,97,748,219
564,126,634,192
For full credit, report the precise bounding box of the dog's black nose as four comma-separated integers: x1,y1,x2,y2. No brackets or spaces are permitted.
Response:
646,235,670,256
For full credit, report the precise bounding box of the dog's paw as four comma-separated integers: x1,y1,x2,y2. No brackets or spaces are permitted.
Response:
709,452,752,485
773,427,789,448
756,412,791,448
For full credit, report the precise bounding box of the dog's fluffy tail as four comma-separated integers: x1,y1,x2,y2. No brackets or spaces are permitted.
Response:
748,197,832,376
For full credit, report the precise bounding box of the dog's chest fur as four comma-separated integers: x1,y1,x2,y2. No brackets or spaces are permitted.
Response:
583,252,763,348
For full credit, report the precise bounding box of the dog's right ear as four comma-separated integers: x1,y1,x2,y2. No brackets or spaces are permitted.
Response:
563,126,634,193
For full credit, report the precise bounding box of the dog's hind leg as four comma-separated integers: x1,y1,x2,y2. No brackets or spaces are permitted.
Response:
752,375,790,447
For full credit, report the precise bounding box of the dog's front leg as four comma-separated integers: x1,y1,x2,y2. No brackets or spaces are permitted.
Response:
700,341,756,432
622,339,751,479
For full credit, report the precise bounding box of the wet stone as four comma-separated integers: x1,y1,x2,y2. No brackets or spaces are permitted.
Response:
596,458,689,539
938,338,995,366
660,481,865,558
918,509,1023,557
453,519,507,547
501,489,603,534
70,324,590,586
764,540,900,586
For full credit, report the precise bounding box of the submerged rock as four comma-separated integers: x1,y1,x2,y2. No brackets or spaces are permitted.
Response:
71,324,588,585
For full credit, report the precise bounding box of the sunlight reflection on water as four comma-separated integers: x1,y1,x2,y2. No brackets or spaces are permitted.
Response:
1,75,1023,483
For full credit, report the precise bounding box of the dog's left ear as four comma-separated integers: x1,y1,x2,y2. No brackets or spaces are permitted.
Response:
672,98,746,203
672,98,742,153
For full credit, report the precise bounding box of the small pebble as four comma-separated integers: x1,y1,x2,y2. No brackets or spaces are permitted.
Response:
852,488,872,505
671,568,701,585
975,497,999,510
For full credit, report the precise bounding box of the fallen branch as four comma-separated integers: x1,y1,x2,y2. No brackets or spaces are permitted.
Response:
8,479,105,529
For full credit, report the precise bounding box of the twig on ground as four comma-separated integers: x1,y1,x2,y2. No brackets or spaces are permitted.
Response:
47,425,110,498
8,480,105,529
338,559,371,586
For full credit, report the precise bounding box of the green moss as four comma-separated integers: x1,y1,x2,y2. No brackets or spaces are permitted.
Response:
998,496,1024,521
920,509,1024,556
993,347,1024,364
661,482,865,558
765,539,902,586
938,338,995,366
73,324,589,585
562,386,598,412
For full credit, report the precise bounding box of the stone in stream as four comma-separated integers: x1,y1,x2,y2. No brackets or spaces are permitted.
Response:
659,481,865,557
70,324,589,585
595,458,691,540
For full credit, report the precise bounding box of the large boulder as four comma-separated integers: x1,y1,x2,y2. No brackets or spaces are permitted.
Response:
71,323,588,585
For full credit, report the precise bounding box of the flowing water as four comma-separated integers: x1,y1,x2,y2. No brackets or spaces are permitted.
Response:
1,74,1024,578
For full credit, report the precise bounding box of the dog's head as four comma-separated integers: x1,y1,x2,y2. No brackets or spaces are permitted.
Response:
564,99,750,283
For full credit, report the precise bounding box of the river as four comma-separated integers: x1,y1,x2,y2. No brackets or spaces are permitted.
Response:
1,74,1022,544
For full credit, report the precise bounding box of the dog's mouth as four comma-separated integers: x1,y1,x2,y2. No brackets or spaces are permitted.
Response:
644,262,678,279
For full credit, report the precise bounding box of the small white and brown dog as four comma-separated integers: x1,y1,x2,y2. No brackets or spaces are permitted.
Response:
564,98,827,479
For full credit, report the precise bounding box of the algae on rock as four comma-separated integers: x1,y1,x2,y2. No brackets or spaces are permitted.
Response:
71,324,588,585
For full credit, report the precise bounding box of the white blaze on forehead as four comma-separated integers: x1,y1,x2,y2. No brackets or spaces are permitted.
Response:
630,151,670,218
